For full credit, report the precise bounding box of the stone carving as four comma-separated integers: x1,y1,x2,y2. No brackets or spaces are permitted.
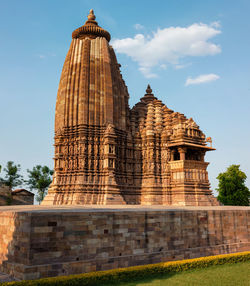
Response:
206,137,213,147
42,10,219,206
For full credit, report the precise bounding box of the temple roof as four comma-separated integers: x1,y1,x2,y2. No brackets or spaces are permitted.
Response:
167,142,215,151
72,9,111,41
130,85,210,148
12,189,34,196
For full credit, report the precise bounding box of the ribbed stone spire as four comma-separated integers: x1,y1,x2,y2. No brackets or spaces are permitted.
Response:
42,11,129,205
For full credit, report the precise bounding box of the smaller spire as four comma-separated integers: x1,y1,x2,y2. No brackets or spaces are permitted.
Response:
140,84,157,104
88,9,96,21
146,84,152,94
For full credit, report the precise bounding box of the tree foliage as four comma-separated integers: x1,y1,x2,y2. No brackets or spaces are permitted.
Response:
26,165,53,204
0,161,23,189
217,165,250,206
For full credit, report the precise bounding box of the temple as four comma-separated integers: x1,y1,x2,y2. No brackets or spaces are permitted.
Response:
42,10,219,206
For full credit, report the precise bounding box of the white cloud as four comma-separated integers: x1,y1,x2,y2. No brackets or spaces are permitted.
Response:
139,67,157,78
185,73,220,86
134,23,144,30
111,22,221,77
175,63,192,70
160,64,167,70
39,55,46,59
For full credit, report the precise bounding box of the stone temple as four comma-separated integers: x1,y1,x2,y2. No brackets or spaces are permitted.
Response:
0,11,249,281
42,10,219,206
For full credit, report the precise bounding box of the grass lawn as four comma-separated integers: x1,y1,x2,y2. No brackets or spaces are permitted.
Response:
109,261,250,286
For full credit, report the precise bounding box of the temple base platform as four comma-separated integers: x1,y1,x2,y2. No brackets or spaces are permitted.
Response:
0,205,249,280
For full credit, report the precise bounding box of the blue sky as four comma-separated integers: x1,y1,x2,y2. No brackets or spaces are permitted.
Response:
0,0,249,194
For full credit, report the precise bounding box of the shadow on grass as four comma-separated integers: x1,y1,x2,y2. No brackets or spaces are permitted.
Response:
103,261,250,286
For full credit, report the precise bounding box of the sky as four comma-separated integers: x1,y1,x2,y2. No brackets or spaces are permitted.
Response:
0,0,250,196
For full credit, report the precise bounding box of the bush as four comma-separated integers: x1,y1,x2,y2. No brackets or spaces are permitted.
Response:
2,251,250,286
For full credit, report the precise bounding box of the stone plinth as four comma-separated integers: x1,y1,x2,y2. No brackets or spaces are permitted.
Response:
0,205,249,280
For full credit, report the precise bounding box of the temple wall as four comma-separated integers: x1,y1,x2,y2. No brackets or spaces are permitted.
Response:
0,205,249,280
0,212,17,266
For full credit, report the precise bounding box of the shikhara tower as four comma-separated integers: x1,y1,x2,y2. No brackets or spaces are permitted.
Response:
42,10,219,206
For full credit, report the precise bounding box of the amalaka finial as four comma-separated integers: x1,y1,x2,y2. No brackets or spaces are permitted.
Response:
73,9,110,41
88,9,96,21
146,84,152,94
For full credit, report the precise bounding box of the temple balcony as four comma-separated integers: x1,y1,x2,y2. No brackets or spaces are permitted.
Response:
169,160,209,183
169,160,209,170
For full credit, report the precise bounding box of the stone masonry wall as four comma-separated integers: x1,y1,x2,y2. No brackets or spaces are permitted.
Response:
11,194,34,206
0,206,249,280
0,212,17,265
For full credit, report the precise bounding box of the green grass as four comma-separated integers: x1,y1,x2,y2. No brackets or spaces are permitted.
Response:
110,261,250,286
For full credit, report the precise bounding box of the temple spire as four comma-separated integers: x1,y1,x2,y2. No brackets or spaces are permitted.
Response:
139,84,157,104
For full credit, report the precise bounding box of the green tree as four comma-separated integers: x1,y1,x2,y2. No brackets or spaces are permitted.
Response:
0,161,23,189
26,165,53,204
217,165,250,206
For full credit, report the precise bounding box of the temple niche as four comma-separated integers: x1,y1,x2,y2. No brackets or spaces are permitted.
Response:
42,10,219,206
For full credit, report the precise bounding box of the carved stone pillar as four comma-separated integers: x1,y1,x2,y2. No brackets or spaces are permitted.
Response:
200,150,206,162
170,149,176,161
178,147,187,161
